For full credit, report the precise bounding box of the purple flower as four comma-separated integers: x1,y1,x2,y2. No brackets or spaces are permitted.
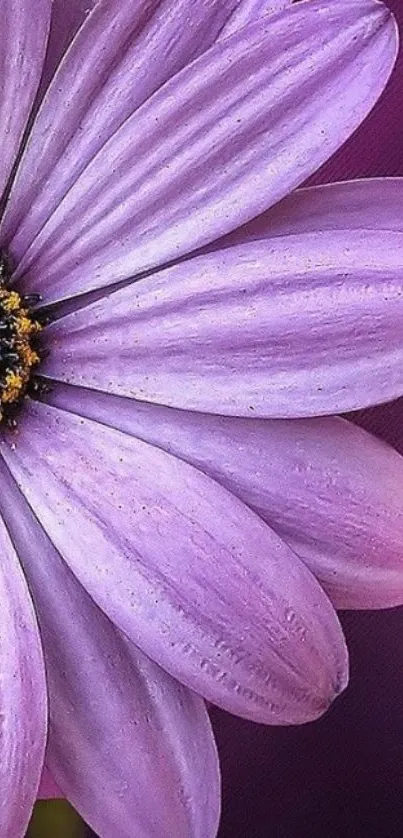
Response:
0,1,402,836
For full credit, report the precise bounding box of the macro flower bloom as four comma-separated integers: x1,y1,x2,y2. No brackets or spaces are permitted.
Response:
1,0,403,836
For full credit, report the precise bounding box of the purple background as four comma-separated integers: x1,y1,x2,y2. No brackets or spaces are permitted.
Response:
213,610,403,838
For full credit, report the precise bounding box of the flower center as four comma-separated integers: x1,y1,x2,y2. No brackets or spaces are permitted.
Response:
0,250,41,423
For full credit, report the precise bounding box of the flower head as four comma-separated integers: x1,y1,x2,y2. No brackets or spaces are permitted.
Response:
0,1,402,836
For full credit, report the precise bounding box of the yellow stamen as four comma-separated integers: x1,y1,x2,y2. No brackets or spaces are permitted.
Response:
0,290,22,312
0,284,42,421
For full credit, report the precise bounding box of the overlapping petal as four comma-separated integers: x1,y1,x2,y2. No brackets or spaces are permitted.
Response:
44,384,403,611
307,0,403,184
0,0,52,201
0,461,219,838
42,231,403,417
216,0,291,40
0,517,47,838
1,401,348,725
41,0,97,93
9,0,397,303
350,397,403,457
2,0,281,262
217,178,403,245
37,767,63,800
0,0,400,834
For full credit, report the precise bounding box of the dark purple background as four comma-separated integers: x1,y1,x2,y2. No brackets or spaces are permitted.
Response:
213,610,403,838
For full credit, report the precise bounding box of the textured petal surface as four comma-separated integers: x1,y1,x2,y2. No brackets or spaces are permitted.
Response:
37,767,63,800
0,462,219,838
2,0,274,261
218,178,403,246
216,0,291,40
10,0,397,303
307,0,403,183
44,385,403,610
0,0,52,201
43,231,403,418
0,517,47,837
1,401,348,725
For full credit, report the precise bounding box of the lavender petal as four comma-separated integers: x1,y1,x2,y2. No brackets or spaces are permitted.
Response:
0,0,52,201
43,231,403,417
214,178,403,247
11,0,396,303
3,0,268,262
1,401,348,725
0,514,47,837
0,462,220,838
44,384,403,611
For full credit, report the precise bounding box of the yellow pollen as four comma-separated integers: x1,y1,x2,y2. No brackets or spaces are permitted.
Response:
0,284,42,422
1,370,26,403
0,290,22,312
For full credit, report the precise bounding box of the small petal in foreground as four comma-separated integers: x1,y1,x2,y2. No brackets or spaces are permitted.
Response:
0,1,401,836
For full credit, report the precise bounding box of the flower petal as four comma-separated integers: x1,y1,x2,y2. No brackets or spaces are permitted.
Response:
41,0,97,92
2,0,269,263
0,462,220,838
37,767,63,800
44,384,403,611
1,401,348,725
0,0,52,201
0,516,47,837
216,0,292,40
43,231,403,417
307,1,403,184
10,0,397,303
217,178,403,245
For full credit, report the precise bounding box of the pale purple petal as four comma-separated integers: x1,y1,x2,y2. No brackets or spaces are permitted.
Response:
216,178,403,246
10,0,397,303
0,0,52,201
1,401,348,725
44,385,403,611
0,463,219,837
37,767,63,800
43,232,403,418
0,517,47,837
2,0,263,261
216,0,292,40
307,0,403,183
